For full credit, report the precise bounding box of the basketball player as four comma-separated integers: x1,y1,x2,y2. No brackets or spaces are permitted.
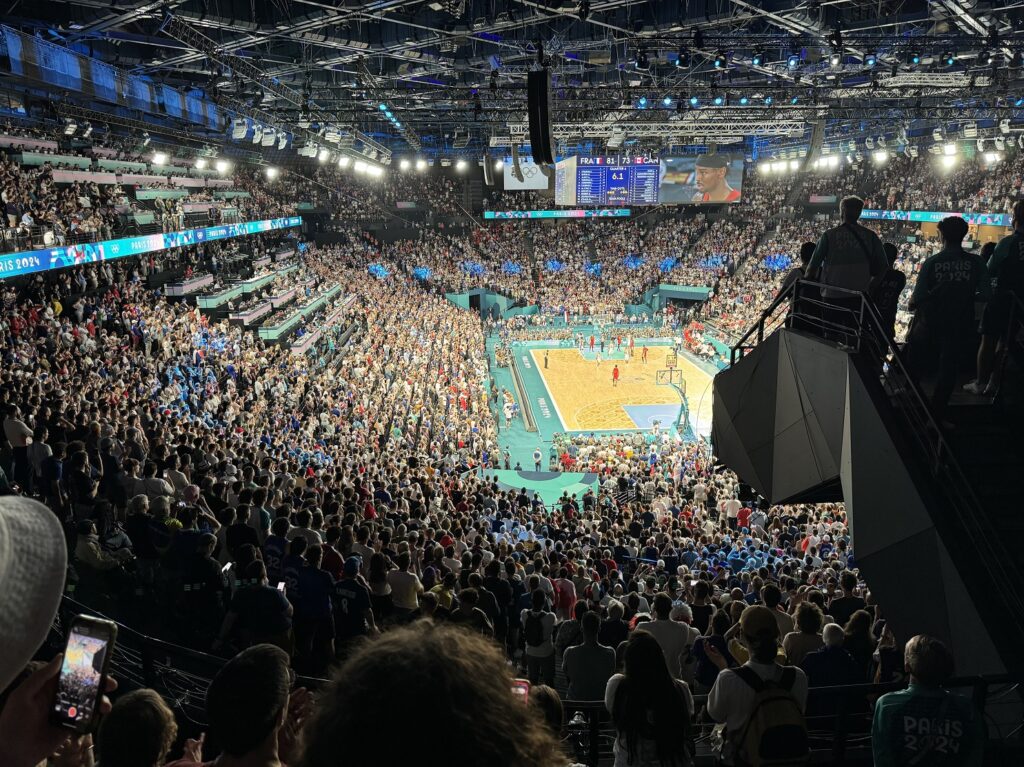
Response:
691,154,741,203
641,345,649,364
612,365,620,387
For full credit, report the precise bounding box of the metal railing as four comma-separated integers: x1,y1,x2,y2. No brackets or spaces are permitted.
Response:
729,278,1024,649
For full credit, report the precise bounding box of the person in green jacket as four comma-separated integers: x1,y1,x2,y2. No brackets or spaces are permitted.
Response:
871,634,984,766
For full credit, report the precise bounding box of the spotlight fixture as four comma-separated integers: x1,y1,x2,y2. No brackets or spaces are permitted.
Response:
787,52,800,69
739,95,750,105
943,51,956,67
661,96,672,107
676,49,690,67
318,148,330,163
828,29,842,49
714,51,728,69
494,160,504,170
908,50,921,66
638,96,648,108
790,95,799,104
338,156,350,168
265,166,279,180
943,142,957,156
872,150,889,165
752,48,764,66
764,95,774,106
399,159,411,171
713,95,724,106
829,50,842,67
151,151,168,166
978,49,994,66
864,52,877,67
635,50,649,70
215,159,230,174
415,158,427,171
455,159,468,172
195,158,208,170
1011,51,1024,69
689,95,699,107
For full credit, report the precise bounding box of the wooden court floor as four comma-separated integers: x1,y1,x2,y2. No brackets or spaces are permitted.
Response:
530,346,715,433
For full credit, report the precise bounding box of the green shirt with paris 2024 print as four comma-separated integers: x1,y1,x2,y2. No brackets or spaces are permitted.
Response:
872,685,984,766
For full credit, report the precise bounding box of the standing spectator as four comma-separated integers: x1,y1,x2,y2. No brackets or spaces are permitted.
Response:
387,551,423,621
605,630,694,767
906,216,989,420
705,606,809,767
965,198,1024,395
870,242,907,341
806,195,888,336
563,611,616,700
842,609,878,681
2,405,33,489
872,635,983,766
828,571,866,628
521,588,556,686
642,593,699,682
782,602,825,666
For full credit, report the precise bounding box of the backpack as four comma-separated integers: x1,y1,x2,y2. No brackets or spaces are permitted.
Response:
524,611,545,647
731,666,809,767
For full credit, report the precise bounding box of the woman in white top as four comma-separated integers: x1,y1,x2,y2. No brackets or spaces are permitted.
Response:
606,630,694,767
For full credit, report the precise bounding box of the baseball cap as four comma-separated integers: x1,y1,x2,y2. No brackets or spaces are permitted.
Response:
740,605,780,639
0,497,68,691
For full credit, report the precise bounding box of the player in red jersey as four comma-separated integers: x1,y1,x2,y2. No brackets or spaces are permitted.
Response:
692,154,741,203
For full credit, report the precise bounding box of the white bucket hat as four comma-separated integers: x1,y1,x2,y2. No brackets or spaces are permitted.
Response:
0,497,67,692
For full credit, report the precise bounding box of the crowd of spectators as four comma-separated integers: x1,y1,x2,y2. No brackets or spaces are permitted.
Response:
0,129,1010,767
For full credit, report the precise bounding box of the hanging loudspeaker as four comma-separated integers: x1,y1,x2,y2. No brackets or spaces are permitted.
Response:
483,153,494,186
527,68,555,165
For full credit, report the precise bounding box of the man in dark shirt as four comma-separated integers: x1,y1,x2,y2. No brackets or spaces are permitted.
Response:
182,533,228,647
870,242,907,341
293,545,335,673
908,216,989,419
332,556,376,654
481,560,512,647
828,571,866,627
218,560,293,652
966,199,1024,395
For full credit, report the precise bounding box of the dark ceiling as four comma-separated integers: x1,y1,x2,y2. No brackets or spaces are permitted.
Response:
3,1,1024,159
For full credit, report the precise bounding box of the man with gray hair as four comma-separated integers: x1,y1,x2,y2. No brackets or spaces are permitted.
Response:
798,623,862,688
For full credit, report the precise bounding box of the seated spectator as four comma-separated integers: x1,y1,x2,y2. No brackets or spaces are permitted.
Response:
605,629,695,766
871,635,984,766
298,623,566,766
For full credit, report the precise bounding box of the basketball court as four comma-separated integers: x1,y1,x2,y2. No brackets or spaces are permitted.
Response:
527,343,714,435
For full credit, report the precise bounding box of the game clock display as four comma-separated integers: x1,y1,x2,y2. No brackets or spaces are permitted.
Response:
573,157,661,206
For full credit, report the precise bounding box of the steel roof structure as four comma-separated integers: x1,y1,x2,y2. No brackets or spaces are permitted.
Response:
3,1,1024,159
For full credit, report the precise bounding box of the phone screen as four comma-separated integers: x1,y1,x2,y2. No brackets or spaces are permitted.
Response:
511,680,530,703
52,620,115,731
277,581,286,592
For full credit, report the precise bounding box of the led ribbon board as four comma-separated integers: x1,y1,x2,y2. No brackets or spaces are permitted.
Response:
860,210,1010,226
483,209,632,220
0,216,303,280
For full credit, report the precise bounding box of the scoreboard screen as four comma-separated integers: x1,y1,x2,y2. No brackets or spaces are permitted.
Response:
556,156,660,206
555,154,744,206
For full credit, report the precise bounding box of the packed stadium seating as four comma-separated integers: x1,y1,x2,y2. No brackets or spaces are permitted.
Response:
2,123,1022,767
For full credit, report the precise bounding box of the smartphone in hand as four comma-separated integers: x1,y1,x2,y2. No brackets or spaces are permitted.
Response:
51,615,117,732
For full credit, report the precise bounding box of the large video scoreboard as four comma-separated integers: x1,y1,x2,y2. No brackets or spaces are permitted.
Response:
555,156,660,206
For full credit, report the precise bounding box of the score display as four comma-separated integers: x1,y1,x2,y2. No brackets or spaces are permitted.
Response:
556,156,660,206
555,154,744,206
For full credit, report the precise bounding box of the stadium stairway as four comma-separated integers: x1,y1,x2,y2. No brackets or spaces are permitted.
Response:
711,282,1024,691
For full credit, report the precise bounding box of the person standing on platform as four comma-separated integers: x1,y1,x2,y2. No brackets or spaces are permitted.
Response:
589,334,595,352
612,365,620,387
906,216,989,422
533,447,542,472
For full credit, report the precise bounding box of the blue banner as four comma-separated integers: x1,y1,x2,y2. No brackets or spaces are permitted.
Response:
0,217,302,280
861,209,1011,226
483,208,632,220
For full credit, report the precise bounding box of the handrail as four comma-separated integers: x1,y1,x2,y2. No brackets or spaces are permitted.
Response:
728,278,1024,644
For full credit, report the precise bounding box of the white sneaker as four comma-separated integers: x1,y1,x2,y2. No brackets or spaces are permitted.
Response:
962,381,988,395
